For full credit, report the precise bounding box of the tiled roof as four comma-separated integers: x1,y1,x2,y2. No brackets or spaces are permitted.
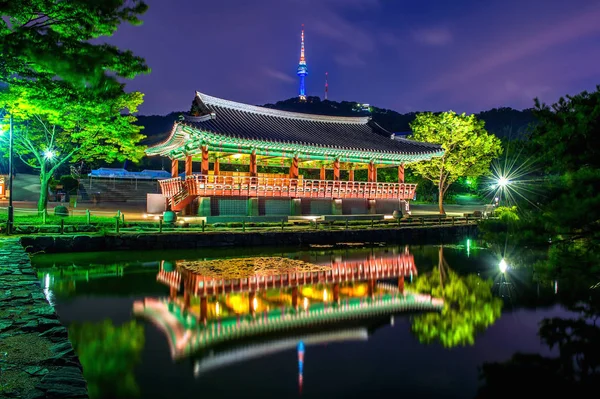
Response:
183,92,442,155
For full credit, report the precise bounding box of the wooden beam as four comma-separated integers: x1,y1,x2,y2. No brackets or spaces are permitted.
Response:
398,163,405,183
201,146,209,175
289,156,299,179
185,156,193,177
249,150,257,177
333,159,340,181
368,161,375,182
171,159,179,178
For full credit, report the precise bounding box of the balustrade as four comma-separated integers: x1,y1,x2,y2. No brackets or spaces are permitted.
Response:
159,174,417,201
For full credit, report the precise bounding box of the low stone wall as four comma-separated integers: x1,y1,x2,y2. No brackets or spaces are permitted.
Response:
21,224,478,253
0,239,88,399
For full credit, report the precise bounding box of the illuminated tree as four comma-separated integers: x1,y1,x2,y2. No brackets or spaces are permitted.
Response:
409,112,502,213
411,247,503,347
69,320,145,399
0,85,145,211
0,0,150,211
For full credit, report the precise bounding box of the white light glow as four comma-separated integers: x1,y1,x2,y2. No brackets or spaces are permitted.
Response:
499,258,508,273
303,297,309,310
43,149,55,160
497,177,509,187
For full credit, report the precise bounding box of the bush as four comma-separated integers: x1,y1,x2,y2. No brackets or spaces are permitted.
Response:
54,205,69,217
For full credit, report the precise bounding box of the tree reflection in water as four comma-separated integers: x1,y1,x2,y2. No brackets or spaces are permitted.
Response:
411,246,503,347
69,320,145,399
477,295,600,398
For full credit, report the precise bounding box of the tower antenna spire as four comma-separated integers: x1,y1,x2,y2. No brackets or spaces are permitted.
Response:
297,24,308,101
325,72,328,100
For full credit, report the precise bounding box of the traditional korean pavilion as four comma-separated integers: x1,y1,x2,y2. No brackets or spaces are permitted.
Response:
145,91,444,217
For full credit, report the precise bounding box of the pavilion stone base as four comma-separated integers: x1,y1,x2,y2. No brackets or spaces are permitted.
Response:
193,196,407,217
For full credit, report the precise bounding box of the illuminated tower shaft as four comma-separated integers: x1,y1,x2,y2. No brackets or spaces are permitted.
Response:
297,25,308,101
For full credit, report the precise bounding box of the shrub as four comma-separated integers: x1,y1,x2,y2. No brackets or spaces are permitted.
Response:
54,205,69,217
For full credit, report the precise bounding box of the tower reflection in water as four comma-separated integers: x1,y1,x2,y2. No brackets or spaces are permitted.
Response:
133,246,443,387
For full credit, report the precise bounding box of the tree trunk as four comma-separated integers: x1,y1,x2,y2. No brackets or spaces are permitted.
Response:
438,183,445,214
38,172,50,213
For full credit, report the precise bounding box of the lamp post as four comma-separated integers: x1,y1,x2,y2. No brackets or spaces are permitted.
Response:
7,113,14,235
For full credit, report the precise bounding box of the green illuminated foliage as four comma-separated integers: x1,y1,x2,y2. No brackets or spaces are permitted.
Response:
69,320,145,399
409,112,502,213
0,0,149,92
411,249,502,347
0,0,150,211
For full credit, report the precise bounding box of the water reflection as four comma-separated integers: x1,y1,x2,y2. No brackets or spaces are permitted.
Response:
33,244,523,398
133,247,445,382
410,247,503,347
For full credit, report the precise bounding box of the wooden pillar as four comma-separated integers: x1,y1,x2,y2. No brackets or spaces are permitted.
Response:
333,283,340,303
348,169,354,181
333,159,340,181
185,156,193,177
200,146,209,175
183,290,191,310
368,162,375,182
398,163,405,183
171,159,179,178
169,286,177,300
289,156,299,179
368,278,375,297
291,286,298,309
214,158,220,176
249,150,257,177
320,165,326,180
249,291,257,315
200,296,208,322
398,275,405,294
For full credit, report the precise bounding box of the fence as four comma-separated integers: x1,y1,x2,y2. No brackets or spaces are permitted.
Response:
0,206,483,235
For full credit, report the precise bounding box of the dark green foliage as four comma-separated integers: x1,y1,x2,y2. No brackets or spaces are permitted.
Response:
53,205,68,217
477,295,600,398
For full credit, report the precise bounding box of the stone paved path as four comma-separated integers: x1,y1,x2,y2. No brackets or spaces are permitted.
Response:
0,239,88,399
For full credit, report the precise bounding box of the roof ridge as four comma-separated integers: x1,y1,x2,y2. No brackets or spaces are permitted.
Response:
195,91,370,125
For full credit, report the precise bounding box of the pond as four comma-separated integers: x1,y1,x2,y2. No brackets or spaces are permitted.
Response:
31,242,594,399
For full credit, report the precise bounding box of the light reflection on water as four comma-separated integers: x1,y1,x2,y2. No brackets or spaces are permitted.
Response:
32,244,585,399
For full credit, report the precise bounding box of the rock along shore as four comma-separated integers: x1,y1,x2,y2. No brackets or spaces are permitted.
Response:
0,239,88,399
21,224,478,253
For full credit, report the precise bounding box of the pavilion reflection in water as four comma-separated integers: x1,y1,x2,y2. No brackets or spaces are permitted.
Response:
133,246,443,380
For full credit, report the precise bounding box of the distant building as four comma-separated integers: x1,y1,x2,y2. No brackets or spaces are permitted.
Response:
391,131,412,140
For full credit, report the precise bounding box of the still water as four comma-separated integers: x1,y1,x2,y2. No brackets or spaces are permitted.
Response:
31,243,585,399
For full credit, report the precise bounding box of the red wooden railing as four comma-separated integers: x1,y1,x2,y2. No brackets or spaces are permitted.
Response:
159,175,417,201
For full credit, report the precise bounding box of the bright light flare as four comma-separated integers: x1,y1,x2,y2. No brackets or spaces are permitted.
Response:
497,176,509,187
499,258,508,273
43,149,55,160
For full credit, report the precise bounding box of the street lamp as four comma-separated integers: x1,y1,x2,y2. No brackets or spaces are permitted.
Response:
1,114,15,234
499,258,508,273
497,176,510,187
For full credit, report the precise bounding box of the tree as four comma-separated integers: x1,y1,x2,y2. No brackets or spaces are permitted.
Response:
0,0,150,212
0,84,145,211
409,112,502,213
0,1,148,91
69,320,145,399
477,295,600,398
411,247,503,347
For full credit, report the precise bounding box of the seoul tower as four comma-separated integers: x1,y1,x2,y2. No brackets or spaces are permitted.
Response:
297,24,308,101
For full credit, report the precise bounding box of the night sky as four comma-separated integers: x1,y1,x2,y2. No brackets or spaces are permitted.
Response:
109,0,600,116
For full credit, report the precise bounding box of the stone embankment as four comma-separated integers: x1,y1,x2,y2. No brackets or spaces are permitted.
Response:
21,224,478,253
0,239,88,399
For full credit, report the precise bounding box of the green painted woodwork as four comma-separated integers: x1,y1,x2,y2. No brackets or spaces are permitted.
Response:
146,123,444,166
